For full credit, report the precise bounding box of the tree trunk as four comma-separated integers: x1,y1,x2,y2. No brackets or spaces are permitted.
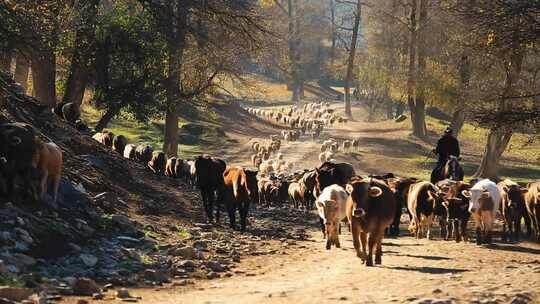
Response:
31,50,56,108
0,49,11,73
406,0,418,135
162,1,188,158
411,0,428,138
95,104,121,132
287,0,302,103
474,128,512,180
14,53,30,92
450,52,471,136
344,0,361,118
329,0,336,66
63,0,100,106
474,44,524,178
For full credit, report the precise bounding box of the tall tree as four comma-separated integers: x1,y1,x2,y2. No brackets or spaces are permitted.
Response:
62,0,100,107
13,53,30,91
411,0,428,137
344,0,361,118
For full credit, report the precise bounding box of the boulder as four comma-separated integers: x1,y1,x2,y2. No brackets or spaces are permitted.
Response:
79,254,98,267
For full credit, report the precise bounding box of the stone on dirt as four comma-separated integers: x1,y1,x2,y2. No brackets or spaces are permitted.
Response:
72,278,100,296
0,287,33,302
143,269,169,283
79,253,98,267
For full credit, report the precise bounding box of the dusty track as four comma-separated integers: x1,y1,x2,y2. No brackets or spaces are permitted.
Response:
79,229,540,304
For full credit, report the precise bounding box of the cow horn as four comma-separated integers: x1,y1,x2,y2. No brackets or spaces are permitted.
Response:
0,157,6,164
10,136,21,146
461,190,471,198
345,184,354,194
368,186,383,197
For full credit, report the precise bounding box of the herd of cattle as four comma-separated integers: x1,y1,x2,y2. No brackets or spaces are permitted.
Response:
2,101,540,267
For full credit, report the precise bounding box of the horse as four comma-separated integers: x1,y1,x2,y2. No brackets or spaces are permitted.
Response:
431,155,464,184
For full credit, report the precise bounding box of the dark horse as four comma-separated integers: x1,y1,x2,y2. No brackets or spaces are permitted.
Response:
432,156,464,183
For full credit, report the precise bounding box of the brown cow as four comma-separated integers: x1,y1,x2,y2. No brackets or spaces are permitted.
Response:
346,178,396,266
222,167,258,231
498,179,530,241
165,157,177,178
407,181,442,239
32,142,63,203
148,151,166,175
441,181,471,242
525,181,540,242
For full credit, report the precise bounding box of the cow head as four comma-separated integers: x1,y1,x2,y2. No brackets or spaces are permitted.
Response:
462,189,490,213
346,180,383,218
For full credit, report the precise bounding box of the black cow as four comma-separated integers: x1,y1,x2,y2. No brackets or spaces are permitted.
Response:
195,156,226,223
441,181,471,242
314,162,355,197
0,123,40,202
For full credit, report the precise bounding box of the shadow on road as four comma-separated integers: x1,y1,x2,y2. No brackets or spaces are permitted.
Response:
389,253,452,261
384,266,468,274
484,243,540,255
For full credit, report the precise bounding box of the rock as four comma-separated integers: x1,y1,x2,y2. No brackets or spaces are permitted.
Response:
432,288,443,294
5,264,19,274
143,269,169,283
73,278,100,296
80,254,98,267
206,261,224,273
112,214,132,228
0,287,33,302
170,246,196,259
77,300,89,304
179,260,196,269
117,236,140,243
116,288,132,299
172,280,189,286
63,276,77,287
206,271,219,280
193,240,208,250
93,292,105,300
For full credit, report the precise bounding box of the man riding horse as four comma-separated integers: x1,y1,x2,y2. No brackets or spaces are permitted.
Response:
431,127,463,183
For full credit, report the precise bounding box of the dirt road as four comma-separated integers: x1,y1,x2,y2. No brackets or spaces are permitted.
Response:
85,229,540,304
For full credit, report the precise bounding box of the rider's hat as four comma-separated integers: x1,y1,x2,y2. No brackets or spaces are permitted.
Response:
444,127,453,134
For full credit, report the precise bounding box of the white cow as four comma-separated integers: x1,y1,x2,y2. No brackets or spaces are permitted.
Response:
462,179,501,245
316,184,349,250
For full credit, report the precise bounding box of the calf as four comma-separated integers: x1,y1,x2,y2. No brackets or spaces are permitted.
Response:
32,142,63,203
123,144,137,160
462,179,501,245
407,181,441,239
498,179,530,241
525,182,540,242
195,156,226,222
165,157,177,178
441,181,471,242
135,144,153,164
112,135,128,155
288,182,303,209
148,151,166,175
316,184,348,250
346,178,396,266
222,167,257,231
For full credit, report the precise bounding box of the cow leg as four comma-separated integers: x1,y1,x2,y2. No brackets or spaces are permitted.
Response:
446,219,453,241
502,212,509,242
240,201,249,232
351,223,364,261
439,217,447,240
227,203,236,230
51,173,61,204
366,233,377,267
512,211,520,242
360,231,368,263
39,170,48,201
326,227,331,250
319,218,326,239
453,220,461,243
522,206,532,237
427,215,434,240
374,229,384,265
334,224,341,248
475,225,482,245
